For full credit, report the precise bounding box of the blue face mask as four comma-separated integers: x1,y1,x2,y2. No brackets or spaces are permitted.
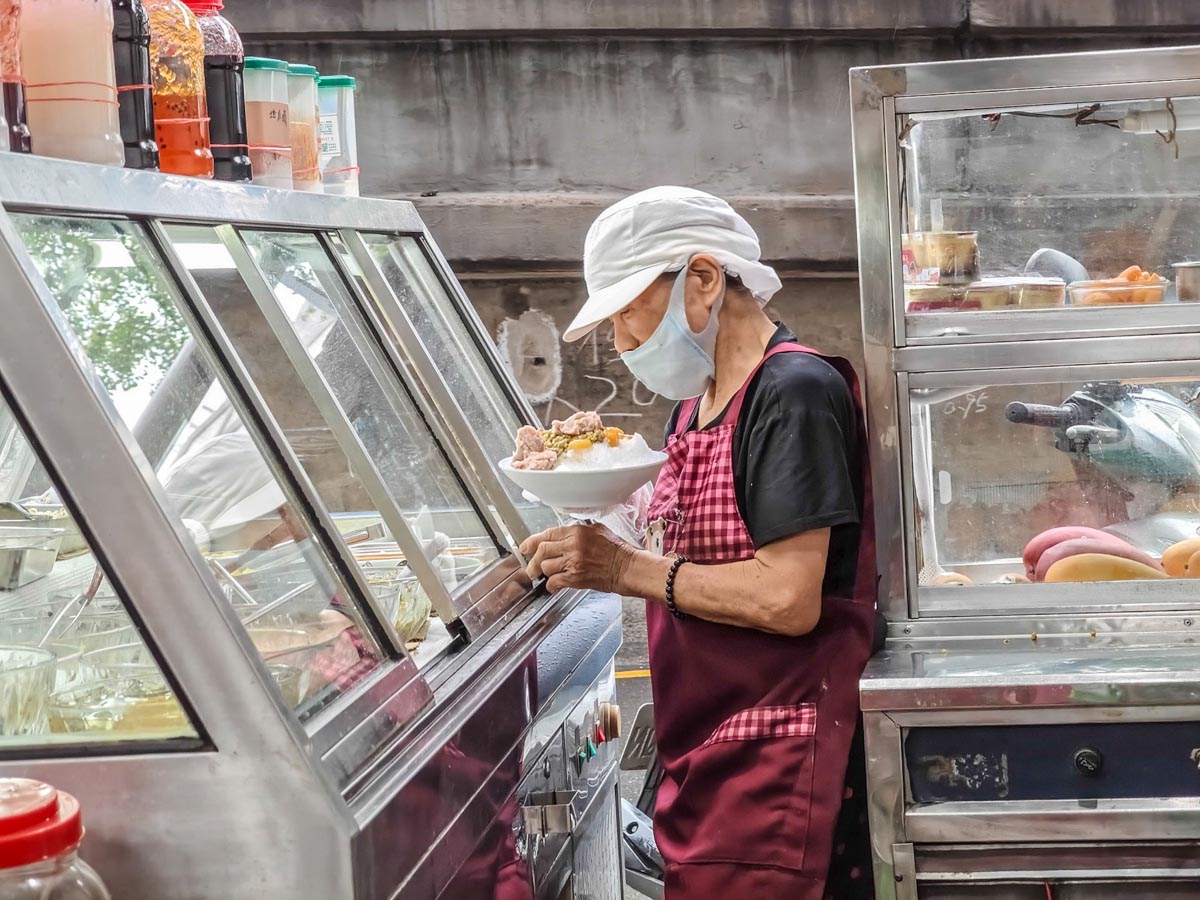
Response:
620,266,724,401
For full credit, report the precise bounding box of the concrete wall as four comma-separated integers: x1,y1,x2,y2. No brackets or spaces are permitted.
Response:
244,1,1200,438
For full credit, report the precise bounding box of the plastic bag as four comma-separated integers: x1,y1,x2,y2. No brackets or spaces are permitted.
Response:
523,483,653,547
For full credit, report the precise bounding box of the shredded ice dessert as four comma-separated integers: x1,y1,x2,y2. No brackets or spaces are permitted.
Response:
510,411,658,471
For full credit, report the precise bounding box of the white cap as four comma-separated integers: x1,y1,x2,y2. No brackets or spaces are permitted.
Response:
565,186,782,342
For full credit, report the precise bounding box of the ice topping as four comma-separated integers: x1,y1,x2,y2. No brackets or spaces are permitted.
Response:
510,412,659,472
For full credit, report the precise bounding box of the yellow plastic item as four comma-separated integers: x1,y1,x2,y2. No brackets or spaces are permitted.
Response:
931,572,973,586
1162,537,1200,576
1043,553,1168,583
1187,549,1200,579
568,438,593,452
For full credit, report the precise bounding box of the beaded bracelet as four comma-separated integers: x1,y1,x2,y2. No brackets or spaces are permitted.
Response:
665,555,689,620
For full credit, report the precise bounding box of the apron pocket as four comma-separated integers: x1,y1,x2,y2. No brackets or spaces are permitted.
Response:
665,702,817,872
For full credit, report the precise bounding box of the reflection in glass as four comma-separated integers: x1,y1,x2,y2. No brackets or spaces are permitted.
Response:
13,214,386,717
166,225,482,664
360,233,559,534
912,377,1200,588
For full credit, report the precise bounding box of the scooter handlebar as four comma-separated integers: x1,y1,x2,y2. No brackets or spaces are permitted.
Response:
1005,401,1079,428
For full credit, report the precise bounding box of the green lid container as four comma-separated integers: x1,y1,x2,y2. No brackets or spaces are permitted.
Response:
244,57,289,72
318,75,357,90
287,63,320,79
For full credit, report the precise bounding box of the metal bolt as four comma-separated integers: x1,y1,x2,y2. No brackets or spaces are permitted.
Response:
1186,619,1194,627
903,626,912,634
895,874,904,883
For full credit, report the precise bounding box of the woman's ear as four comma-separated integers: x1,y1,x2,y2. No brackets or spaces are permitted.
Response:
682,255,725,332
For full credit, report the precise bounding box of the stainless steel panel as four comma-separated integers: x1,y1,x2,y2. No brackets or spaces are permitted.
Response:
865,713,909,894
0,154,422,232
905,799,1200,843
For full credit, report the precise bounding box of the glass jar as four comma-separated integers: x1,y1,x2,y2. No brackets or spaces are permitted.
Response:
0,0,29,152
183,0,248,181
145,0,212,177
0,779,111,900
20,0,124,165
243,56,291,188
111,0,158,169
317,74,358,196
287,62,322,192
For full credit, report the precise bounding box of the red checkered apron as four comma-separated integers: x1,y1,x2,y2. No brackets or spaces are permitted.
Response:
645,342,876,899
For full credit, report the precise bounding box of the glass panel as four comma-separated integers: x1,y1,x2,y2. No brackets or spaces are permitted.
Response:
898,96,1200,330
910,375,1200,592
359,233,559,534
12,214,385,717
165,225,472,665
239,231,500,586
0,402,196,744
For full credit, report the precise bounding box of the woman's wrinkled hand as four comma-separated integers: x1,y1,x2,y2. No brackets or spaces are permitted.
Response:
519,523,637,594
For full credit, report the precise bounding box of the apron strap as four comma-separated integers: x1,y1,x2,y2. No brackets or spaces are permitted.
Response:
723,341,815,424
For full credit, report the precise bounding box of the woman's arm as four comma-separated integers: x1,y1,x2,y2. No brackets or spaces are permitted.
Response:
519,524,830,637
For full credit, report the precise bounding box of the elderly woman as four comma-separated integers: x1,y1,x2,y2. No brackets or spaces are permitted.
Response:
520,186,877,899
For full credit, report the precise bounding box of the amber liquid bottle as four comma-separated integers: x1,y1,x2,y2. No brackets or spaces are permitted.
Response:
111,0,158,169
145,0,212,177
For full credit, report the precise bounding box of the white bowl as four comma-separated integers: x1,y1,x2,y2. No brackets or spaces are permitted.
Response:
498,454,667,513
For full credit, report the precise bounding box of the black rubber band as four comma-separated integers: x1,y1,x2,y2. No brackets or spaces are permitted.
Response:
665,555,689,620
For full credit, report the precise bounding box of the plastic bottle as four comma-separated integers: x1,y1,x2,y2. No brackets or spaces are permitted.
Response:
318,74,358,196
183,0,248,181
0,779,111,900
111,0,158,169
145,0,212,177
19,0,124,165
286,62,321,192
0,0,29,152
243,56,290,188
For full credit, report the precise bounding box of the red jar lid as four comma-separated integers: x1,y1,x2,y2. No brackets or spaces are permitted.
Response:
183,0,223,12
0,779,84,869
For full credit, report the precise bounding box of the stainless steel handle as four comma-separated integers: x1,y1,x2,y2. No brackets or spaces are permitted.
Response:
523,790,578,836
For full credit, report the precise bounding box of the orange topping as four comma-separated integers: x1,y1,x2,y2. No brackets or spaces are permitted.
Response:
605,427,624,447
568,438,594,452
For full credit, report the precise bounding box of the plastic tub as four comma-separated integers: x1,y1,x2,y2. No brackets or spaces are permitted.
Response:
19,0,123,165
0,646,54,736
902,231,980,285
1068,277,1168,306
903,283,979,312
243,56,291,188
287,62,322,191
963,277,1067,309
317,74,358,196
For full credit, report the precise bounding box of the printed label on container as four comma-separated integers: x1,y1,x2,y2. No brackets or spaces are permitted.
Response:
319,114,341,157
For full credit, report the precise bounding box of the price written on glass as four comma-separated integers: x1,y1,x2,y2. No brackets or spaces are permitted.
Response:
942,392,989,419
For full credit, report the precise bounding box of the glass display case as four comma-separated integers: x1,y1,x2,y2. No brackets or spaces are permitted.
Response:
0,155,623,900
852,45,1200,900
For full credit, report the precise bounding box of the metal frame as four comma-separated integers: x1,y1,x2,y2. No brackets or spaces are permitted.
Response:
852,43,1200,900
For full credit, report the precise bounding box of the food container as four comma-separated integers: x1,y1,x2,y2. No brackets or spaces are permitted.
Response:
1172,261,1200,302
286,62,322,192
50,643,188,736
0,646,55,735
903,283,979,312
145,0,212,177
902,231,979,285
0,779,113,900
0,0,30,152
184,0,249,182
111,0,158,169
0,502,85,559
317,74,358,196
0,526,62,589
243,56,292,188
1068,277,1168,306
20,0,124,165
963,276,1067,309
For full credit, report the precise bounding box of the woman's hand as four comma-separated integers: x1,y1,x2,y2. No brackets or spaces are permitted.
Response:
519,524,638,594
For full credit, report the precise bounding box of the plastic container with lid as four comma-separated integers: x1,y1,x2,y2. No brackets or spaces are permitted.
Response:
901,231,980,285
0,0,30,152
20,0,124,165
111,0,158,170
183,0,248,181
287,62,322,192
145,0,212,177
318,74,358,196
243,56,291,188
963,276,1067,310
0,778,111,899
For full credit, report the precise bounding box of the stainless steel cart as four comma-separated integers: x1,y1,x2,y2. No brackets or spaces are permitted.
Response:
852,44,1200,899
0,155,624,899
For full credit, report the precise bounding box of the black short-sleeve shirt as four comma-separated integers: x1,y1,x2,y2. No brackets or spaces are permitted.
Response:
664,325,863,596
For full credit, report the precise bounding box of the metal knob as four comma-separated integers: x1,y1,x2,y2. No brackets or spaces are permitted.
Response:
1074,747,1103,776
